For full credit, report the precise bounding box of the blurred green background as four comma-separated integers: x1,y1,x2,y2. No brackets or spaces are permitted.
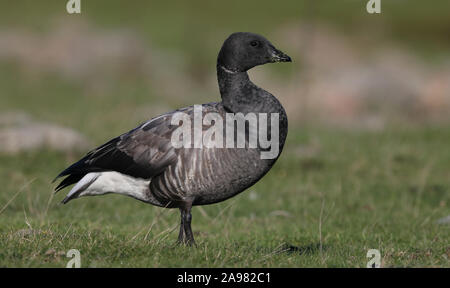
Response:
0,0,448,267
0,0,449,138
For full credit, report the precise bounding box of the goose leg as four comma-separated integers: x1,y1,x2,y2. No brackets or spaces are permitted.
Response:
183,207,195,246
177,208,186,244
176,204,195,246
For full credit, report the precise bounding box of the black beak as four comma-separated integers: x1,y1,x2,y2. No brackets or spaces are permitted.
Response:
271,48,292,63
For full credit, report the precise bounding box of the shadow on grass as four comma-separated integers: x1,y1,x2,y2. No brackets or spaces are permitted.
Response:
249,241,326,256
275,242,326,255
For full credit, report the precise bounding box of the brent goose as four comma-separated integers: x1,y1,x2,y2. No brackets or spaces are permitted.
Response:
54,32,291,245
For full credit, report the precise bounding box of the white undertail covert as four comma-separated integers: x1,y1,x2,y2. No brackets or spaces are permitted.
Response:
63,172,150,203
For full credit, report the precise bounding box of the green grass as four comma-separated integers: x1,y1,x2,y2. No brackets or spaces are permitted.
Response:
0,126,448,267
0,0,449,268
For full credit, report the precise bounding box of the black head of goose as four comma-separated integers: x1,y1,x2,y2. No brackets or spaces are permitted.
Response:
54,32,291,245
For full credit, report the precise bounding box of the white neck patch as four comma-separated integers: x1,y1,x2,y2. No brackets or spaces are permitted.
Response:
219,65,239,74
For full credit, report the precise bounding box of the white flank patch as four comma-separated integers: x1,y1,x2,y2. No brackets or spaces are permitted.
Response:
66,171,150,201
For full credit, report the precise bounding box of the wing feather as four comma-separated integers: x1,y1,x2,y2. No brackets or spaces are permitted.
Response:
54,113,178,191
54,103,221,193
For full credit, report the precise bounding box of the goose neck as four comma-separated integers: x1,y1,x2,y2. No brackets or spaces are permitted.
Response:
217,65,256,112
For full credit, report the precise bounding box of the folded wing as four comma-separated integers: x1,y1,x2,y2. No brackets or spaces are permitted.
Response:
54,113,178,192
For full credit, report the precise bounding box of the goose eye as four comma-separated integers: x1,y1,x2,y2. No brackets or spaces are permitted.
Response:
250,40,259,47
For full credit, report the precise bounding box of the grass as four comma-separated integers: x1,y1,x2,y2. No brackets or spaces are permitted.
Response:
0,0,449,268
0,126,448,267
